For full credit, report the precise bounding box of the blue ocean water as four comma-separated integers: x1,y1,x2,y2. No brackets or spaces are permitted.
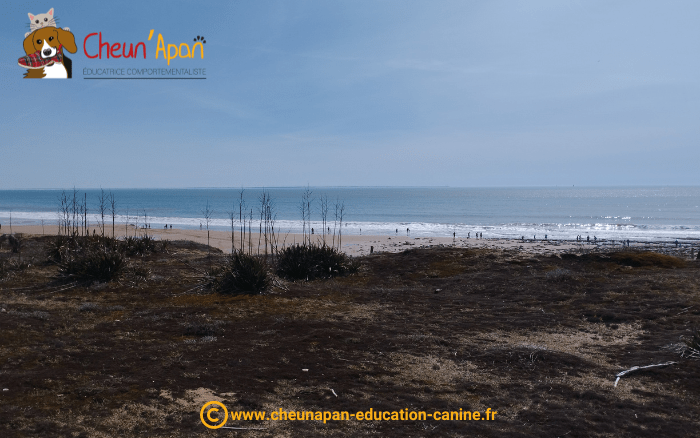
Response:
1,187,700,241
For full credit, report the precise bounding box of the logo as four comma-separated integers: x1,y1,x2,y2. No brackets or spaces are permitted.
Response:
18,8,76,79
200,401,228,429
83,30,206,65
17,8,207,80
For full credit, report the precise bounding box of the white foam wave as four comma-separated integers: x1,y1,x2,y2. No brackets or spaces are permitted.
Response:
2,211,700,241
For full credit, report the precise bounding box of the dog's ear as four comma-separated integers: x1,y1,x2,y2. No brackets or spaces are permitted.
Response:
23,31,36,55
56,28,77,53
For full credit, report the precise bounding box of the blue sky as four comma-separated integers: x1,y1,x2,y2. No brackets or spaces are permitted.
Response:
1,0,699,188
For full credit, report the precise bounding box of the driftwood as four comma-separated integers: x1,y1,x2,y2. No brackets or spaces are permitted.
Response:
222,427,268,430
614,361,677,387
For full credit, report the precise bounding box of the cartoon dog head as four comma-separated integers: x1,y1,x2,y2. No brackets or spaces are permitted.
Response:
23,27,77,58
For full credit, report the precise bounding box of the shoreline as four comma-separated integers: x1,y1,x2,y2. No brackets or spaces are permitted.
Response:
3,224,699,258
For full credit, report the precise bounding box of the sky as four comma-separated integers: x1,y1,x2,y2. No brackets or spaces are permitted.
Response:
0,0,699,189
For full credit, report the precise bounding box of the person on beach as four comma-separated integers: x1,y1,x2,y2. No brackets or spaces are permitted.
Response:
396,229,398,234
407,228,410,236
545,234,547,240
170,225,172,229
468,232,470,238
453,232,456,239
587,236,590,242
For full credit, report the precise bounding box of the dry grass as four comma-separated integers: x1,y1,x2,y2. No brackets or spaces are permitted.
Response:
0,238,699,437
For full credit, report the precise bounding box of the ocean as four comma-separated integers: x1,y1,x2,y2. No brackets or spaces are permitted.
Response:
1,187,700,242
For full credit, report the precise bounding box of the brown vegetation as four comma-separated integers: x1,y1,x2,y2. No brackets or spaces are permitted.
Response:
1,237,699,437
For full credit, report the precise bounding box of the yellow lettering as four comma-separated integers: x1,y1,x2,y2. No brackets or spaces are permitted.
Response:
179,42,191,58
155,33,166,61
192,41,204,59
167,44,178,65
207,408,220,423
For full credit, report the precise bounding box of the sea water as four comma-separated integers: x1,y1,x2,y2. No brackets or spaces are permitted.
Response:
1,187,699,241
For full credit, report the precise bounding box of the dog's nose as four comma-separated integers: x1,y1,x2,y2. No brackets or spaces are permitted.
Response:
43,48,52,56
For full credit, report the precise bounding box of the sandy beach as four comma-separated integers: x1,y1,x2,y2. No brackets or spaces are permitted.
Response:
3,224,698,258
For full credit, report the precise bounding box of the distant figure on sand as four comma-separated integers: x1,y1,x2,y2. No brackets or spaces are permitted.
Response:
407,228,410,236
200,223,202,230
468,232,470,238
396,229,398,234
311,228,314,234
453,232,456,239
170,225,172,229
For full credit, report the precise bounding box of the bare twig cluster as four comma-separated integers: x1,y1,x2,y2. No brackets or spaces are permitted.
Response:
58,189,89,237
